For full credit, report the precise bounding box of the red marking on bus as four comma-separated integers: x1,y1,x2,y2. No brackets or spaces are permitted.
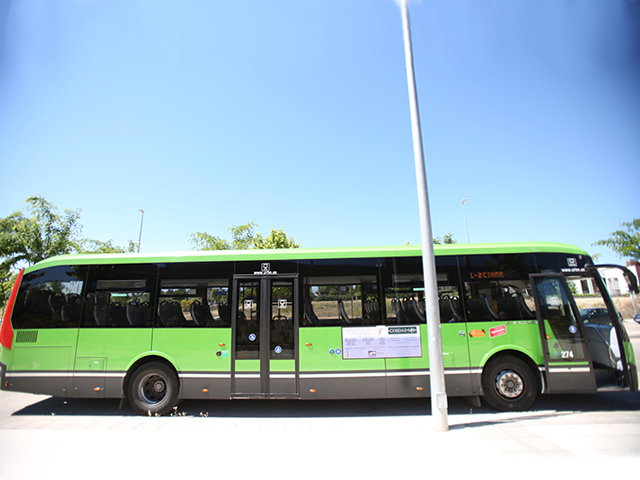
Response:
490,325,507,338
0,269,25,350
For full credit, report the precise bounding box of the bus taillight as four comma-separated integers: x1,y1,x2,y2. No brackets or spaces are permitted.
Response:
0,269,25,351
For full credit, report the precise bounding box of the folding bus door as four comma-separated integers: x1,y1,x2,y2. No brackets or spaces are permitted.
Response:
231,275,298,398
530,274,596,393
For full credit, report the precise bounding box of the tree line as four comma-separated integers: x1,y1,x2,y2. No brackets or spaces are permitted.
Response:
0,196,300,309
3,195,636,310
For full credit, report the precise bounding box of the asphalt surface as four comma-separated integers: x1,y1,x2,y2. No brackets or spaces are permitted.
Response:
1,320,639,479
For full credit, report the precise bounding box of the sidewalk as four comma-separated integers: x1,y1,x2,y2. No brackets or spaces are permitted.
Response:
1,319,639,479
1,406,638,479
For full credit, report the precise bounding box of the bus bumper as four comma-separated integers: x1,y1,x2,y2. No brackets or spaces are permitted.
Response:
0,360,7,391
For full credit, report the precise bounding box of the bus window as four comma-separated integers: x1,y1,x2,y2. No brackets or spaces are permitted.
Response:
533,276,587,361
157,262,234,328
381,256,424,325
158,280,230,327
568,274,623,372
82,265,158,328
383,273,424,325
12,266,87,329
460,254,537,322
304,276,379,326
381,256,463,324
436,256,464,323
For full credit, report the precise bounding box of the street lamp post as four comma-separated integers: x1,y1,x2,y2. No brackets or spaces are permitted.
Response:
398,0,448,432
461,199,470,243
138,209,145,253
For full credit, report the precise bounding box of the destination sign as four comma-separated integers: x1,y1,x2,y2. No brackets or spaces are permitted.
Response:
469,271,505,280
342,325,422,359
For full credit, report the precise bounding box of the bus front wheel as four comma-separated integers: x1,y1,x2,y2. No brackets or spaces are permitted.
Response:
128,362,179,416
482,355,537,411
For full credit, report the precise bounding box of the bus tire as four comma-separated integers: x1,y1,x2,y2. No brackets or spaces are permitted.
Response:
128,362,179,416
482,355,537,411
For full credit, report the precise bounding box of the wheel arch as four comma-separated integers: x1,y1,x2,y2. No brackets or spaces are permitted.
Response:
479,349,542,396
122,354,181,400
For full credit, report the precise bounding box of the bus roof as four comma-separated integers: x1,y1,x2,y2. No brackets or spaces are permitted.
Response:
25,242,590,273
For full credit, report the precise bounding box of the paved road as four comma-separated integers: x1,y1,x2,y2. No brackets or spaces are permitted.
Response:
1,320,639,479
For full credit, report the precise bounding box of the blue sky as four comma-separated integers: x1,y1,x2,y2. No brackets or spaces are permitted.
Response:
1,0,638,265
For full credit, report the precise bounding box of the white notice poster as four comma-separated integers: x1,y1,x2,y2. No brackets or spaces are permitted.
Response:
342,325,422,359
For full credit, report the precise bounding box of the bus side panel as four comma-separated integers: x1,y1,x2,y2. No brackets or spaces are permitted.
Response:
299,327,386,399
467,322,543,365
385,324,474,398
442,323,473,396
6,329,78,397
152,328,232,399
466,321,543,392
622,339,638,391
74,329,152,398
384,350,428,398
0,343,15,386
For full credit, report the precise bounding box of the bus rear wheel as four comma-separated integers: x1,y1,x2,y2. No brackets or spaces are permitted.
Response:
128,362,179,416
482,355,537,411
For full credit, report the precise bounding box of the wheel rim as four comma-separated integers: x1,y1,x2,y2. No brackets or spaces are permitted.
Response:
495,369,524,399
139,373,168,406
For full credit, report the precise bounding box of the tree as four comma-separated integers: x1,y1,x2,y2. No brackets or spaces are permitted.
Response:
0,195,80,312
74,239,138,254
189,222,300,250
0,195,137,270
593,219,640,260
0,265,15,316
188,232,232,251
0,196,137,310
0,195,81,271
252,228,301,249
433,233,457,245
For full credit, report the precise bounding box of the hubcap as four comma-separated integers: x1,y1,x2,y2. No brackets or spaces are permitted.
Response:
495,369,524,398
140,374,167,405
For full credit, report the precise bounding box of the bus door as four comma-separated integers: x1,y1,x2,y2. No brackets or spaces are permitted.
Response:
231,275,298,398
570,267,638,392
530,274,596,394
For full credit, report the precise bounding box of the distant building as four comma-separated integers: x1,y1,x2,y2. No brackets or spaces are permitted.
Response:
570,259,640,297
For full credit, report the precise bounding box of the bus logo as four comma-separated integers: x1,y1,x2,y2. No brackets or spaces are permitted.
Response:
567,258,578,267
254,263,278,275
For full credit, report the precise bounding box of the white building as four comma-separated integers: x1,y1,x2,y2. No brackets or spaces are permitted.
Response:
571,260,640,297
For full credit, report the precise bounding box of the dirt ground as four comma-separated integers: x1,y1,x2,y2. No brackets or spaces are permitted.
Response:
575,295,638,319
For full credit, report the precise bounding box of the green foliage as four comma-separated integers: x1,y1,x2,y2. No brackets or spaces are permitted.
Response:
228,222,260,250
74,238,138,254
0,267,16,316
593,219,640,260
189,222,300,250
433,233,457,245
0,195,81,270
0,196,136,309
253,228,301,249
568,281,578,295
188,232,231,251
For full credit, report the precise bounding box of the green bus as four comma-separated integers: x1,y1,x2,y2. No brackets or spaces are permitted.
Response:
1,242,637,415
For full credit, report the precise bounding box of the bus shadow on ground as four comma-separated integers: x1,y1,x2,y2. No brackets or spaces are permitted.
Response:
11,390,640,418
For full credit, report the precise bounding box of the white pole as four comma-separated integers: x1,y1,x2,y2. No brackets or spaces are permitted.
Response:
462,198,470,243
398,0,449,432
138,209,145,253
